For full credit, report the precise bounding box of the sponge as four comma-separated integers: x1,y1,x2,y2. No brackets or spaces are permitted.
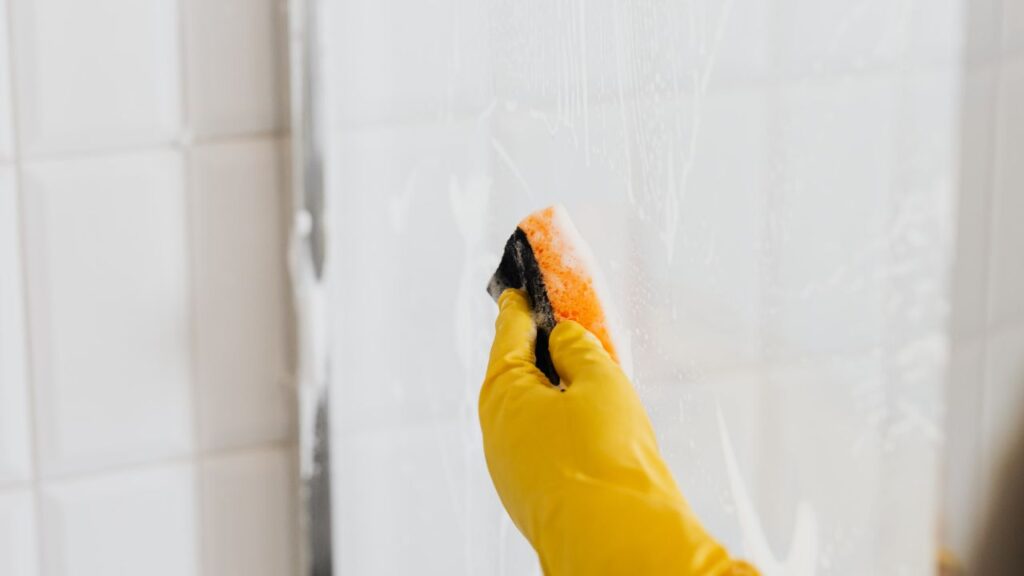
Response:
487,205,620,385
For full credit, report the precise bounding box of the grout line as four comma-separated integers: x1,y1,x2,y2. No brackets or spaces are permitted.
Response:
14,130,291,166
1,2,299,574
183,140,207,576
2,0,51,571
35,439,299,486
174,0,205,572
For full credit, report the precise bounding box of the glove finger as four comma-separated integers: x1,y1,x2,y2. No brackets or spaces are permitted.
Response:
548,320,619,387
481,289,555,423
486,289,539,380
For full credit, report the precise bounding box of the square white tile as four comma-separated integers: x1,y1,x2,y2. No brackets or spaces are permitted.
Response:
768,76,893,359
190,139,292,451
0,0,14,160
660,89,767,371
184,0,287,138
9,0,181,155
640,368,764,554
0,168,32,486
0,489,38,576
21,151,193,477
322,0,491,129
756,353,941,574
325,120,495,432
990,58,1024,326
201,448,295,576
486,0,768,111
778,0,961,78
334,425,473,575
40,465,198,576
332,420,532,574
886,71,959,347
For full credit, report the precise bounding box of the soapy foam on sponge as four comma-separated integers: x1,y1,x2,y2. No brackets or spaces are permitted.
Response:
517,206,619,363
488,205,621,384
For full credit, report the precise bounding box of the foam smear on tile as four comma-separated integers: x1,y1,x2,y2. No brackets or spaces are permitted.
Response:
717,405,818,576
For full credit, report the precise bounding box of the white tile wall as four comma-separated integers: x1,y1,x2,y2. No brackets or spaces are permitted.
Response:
0,0,13,160
22,151,193,477
184,0,287,138
320,0,963,570
775,0,959,77
190,139,291,451
326,119,492,433
334,425,469,575
642,369,763,553
9,0,181,156
201,448,295,576
39,465,198,576
322,0,491,130
667,90,767,370
0,168,31,486
0,0,295,571
769,76,893,359
0,489,38,576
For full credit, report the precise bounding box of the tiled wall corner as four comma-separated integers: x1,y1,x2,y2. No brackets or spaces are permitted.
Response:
183,0,288,138
943,338,986,558
951,65,996,339
189,138,292,451
39,465,198,576
21,151,193,478
200,448,296,576
983,324,1024,480
0,168,31,486
943,0,1024,560
989,56,1024,327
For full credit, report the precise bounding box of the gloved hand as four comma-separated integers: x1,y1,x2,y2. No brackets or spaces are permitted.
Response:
480,289,758,576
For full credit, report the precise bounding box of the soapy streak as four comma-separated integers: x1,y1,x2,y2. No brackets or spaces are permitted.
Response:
717,405,818,576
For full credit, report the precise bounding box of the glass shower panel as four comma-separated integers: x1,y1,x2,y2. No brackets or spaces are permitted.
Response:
314,0,960,573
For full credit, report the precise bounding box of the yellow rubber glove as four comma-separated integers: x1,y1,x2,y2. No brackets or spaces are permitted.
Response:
480,290,758,576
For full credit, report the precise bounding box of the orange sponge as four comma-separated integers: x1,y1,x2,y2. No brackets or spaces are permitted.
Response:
487,205,620,384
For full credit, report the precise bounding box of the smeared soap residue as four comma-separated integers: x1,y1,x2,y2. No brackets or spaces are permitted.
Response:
717,405,818,576
490,137,536,201
449,172,494,380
